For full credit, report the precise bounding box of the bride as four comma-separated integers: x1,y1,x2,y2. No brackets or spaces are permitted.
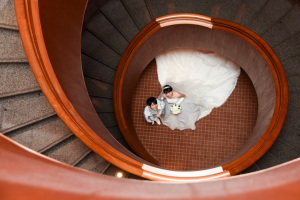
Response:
157,48,240,130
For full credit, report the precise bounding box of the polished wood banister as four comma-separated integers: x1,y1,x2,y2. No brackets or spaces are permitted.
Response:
2,132,300,199
15,0,288,181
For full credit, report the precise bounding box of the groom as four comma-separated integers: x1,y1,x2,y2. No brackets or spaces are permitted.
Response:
144,97,165,125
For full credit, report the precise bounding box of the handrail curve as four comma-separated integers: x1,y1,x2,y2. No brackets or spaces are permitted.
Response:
15,0,288,182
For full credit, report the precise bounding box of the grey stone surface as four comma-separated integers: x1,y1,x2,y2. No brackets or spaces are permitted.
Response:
6,116,72,153
83,0,108,25
210,0,243,20
247,0,293,35
0,92,54,133
281,56,300,76
81,54,116,84
0,28,27,62
117,137,132,152
76,152,110,174
241,163,260,174
122,0,152,29
147,0,242,20
84,76,113,98
0,0,18,30
97,112,117,127
101,0,139,41
81,31,121,68
287,74,300,92
103,164,129,177
0,63,40,98
233,0,269,26
267,139,300,164
255,152,280,170
262,6,300,47
87,12,129,54
107,126,123,140
44,136,91,165
273,31,300,61
90,96,114,112
275,92,300,152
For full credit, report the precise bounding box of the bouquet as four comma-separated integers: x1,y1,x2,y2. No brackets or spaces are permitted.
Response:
170,104,181,114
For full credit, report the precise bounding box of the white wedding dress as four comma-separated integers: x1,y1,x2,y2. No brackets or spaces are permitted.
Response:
157,48,240,130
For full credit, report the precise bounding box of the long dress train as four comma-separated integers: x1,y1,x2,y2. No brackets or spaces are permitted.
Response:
157,48,240,130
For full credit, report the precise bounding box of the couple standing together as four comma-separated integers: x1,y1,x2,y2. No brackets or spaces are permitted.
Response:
143,48,241,131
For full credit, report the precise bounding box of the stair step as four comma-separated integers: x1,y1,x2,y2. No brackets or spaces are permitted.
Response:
43,135,91,166
262,6,300,47
0,28,27,62
233,0,269,26
0,92,55,134
281,56,300,76
275,92,300,151
0,0,19,30
87,12,129,54
81,31,121,68
97,112,118,127
209,0,244,20
83,0,108,26
90,96,114,113
101,0,139,41
107,126,123,140
103,164,130,178
247,0,294,35
75,151,111,174
82,53,116,84
84,76,113,98
5,116,73,153
273,31,300,61
0,63,40,99
121,0,151,29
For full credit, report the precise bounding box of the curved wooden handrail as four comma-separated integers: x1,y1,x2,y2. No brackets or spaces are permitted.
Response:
114,13,288,178
15,0,288,181
2,133,300,199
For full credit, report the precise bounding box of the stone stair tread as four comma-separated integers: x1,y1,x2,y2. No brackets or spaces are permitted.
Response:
0,0,18,30
233,0,269,26
101,0,139,41
6,116,73,153
0,28,27,62
97,112,118,127
103,164,129,178
90,96,114,113
273,31,300,62
262,6,300,47
83,0,108,26
87,12,129,54
281,56,300,76
209,0,244,20
0,92,55,133
81,31,121,68
81,54,116,84
76,151,111,174
0,63,40,98
85,76,113,98
247,0,294,35
122,0,152,29
44,136,91,166
106,126,123,140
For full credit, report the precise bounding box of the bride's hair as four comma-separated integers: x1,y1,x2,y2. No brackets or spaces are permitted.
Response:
146,97,157,106
163,85,173,94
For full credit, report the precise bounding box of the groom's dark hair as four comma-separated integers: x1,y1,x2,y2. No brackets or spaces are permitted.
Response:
146,97,157,106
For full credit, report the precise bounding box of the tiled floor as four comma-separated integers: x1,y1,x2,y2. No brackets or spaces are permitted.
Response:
132,59,258,171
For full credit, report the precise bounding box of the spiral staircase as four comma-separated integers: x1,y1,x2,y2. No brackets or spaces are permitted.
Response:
1,0,300,197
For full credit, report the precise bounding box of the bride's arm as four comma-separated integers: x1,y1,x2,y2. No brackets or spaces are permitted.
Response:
176,91,186,98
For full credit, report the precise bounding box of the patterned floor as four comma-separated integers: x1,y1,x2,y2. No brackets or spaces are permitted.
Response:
132,59,258,171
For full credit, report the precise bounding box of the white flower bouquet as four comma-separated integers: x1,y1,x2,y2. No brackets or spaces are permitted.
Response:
170,104,181,114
